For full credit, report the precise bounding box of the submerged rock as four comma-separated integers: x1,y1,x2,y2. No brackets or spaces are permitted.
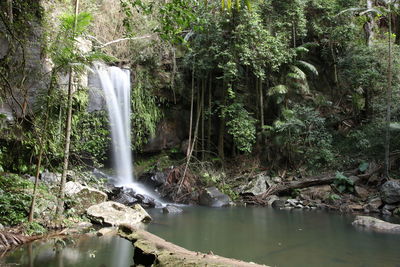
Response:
265,195,280,206
380,180,400,204
352,216,400,233
199,187,232,208
87,201,151,227
162,205,183,214
65,181,107,214
271,199,286,208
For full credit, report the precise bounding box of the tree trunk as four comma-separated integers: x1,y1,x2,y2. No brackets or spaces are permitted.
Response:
384,9,393,178
56,0,80,217
259,78,264,128
187,67,195,157
207,75,212,154
201,78,205,160
28,73,56,222
218,84,226,160
364,0,375,46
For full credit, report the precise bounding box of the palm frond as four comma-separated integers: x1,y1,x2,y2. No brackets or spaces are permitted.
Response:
289,66,307,80
296,60,319,76
268,85,288,96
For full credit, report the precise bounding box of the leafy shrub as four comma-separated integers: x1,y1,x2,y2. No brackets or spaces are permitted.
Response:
333,171,354,193
265,104,334,170
0,174,33,225
24,222,47,236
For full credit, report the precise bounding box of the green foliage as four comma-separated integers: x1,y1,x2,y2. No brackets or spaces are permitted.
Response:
265,105,334,169
131,68,163,150
223,101,256,153
333,171,354,193
24,222,47,236
0,174,32,225
72,111,111,166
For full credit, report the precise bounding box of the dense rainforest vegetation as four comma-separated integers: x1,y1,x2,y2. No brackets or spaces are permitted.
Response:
1,0,400,232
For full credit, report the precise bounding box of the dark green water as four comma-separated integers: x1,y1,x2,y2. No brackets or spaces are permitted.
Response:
146,206,400,267
2,207,400,267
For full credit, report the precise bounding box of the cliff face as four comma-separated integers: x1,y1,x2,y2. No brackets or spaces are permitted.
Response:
0,1,50,120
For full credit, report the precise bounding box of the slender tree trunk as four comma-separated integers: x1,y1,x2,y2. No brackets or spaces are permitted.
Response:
28,73,56,222
187,66,195,157
207,75,212,154
384,9,393,178
218,83,226,160
365,0,375,46
201,78,205,160
56,0,79,217
259,78,264,128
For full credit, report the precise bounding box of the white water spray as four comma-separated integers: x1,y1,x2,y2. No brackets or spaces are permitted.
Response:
96,65,133,186
95,64,164,201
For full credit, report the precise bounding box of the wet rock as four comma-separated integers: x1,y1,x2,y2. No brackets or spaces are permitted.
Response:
287,199,299,206
354,186,369,200
272,200,286,208
65,181,107,214
380,180,400,204
353,216,400,233
382,204,398,212
394,208,400,216
162,205,183,214
97,227,117,236
241,174,268,196
364,197,383,213
138,171,167,188
135,194,158,209
0,223,3,230
40,170,61,185
348,204,364,211
87,201,151,227
265,195,280,206
199,187,232,208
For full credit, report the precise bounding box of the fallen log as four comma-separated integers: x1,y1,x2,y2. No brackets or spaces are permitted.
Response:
118,224,268,267
253,170,359,204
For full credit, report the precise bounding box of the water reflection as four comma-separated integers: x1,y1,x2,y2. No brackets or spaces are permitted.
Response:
147,206,400,267
1,234,134,267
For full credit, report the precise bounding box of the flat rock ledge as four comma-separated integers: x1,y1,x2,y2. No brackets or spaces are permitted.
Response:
87,201,151,228
118,224,268,267
352,216,400,233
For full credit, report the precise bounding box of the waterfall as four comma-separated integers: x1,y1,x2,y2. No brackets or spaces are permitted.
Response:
96,65,133,186
95,64,163,202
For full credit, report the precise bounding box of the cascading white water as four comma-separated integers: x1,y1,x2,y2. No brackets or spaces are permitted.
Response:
95,64,164,201
96,65,133,186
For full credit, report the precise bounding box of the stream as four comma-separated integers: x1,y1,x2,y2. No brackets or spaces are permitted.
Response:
2,207,400,267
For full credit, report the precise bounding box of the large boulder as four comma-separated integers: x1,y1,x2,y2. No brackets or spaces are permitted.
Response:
199,187,232,208
65,181,107,214
87,201,151,227
240,174,268,196
380,180,400,204
40,170,61,185
352,216,400,233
